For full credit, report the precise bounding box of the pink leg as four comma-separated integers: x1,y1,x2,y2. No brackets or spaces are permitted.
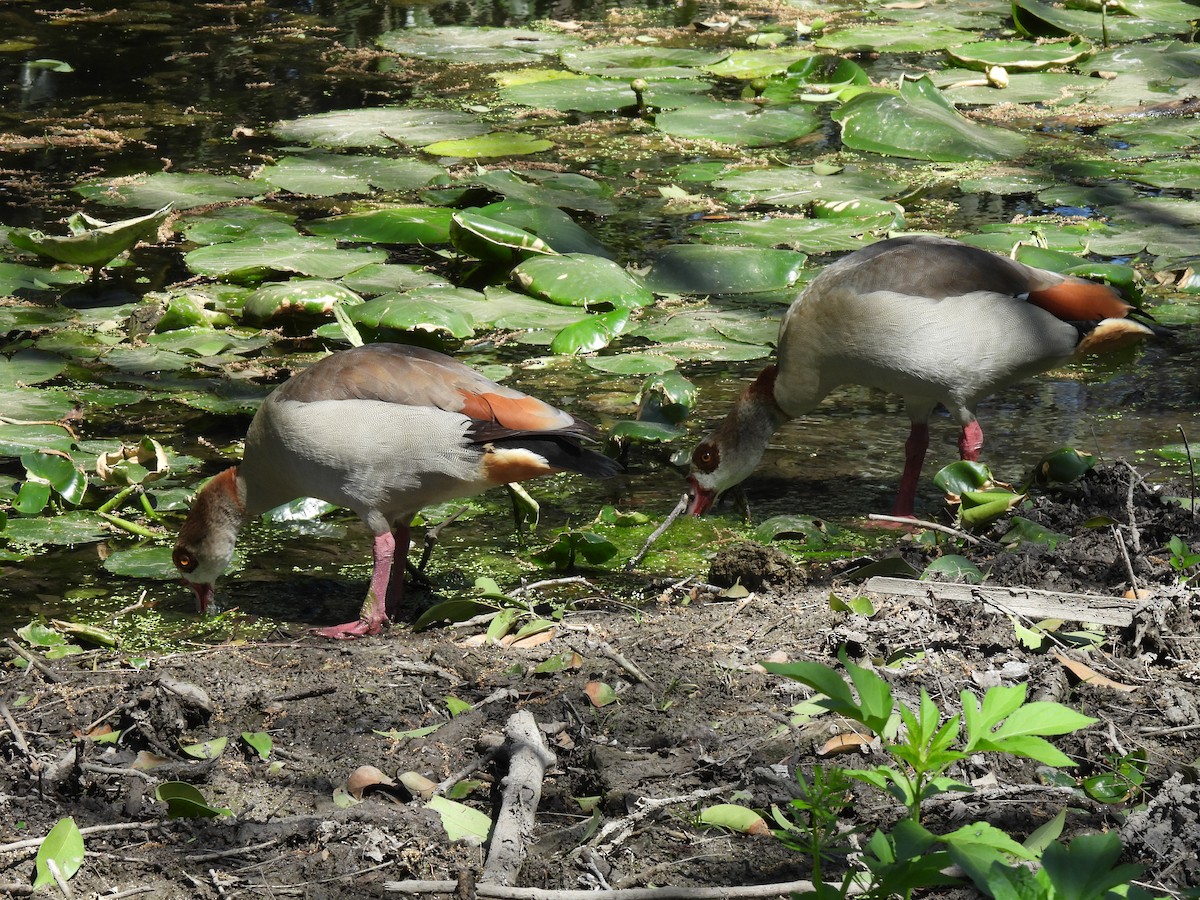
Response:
312,527,407,640
892,422,929,518
958,420,983,462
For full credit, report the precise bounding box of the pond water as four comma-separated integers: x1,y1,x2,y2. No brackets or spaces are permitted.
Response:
2,0,1198,644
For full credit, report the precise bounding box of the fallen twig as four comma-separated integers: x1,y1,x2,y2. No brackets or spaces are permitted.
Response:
1111,524,1140,597
587,785,731,858
569,637,652,687
0,695,31,757
866,514,992,547
864,576,1137,627
0,821,161,857
509,576,592,598
480,710,557,886
3,638,63,683
625,492,689,571
384,877,834,898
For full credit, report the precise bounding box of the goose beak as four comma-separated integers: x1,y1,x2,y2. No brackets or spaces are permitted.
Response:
184,580,215,615
686,477,716,516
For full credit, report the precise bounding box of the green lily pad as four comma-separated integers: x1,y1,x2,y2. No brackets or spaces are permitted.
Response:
550,308,631,355
946,38,1093,72
273,107,488,149
340,263,452,295
423,132,553,159
0,423,75,457
512,254,653,309
75,172,260,210
378,26,576,64
0,349,68,387
937,69,1101,107
1,511,111,545
765,55,870,102
471,201,612,258
0,389,76,421
257,152,443,196
561,47,728,79
655,99,818,147
1013,0,1175,41
305,207,454,245
243,280,364,326
643,245,806,294
714,164,905,208
184,236,386,280
9,204,171,269
0,262,89,297
690,218,886,253
22,450,87,505
449,211,556,264
102,545,179,579
584,354,677,375
703,48,814,80
350,291,476,341
815,22,977,53
833,76,1028,162
177,206,299,246
469,170,615,216
499,74,710,113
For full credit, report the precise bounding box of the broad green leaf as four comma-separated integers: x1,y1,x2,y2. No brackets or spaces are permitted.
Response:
21,450,87,505
583,353,676,375
185,236,386,280
33,817,84,889
703,48,813,79
258,152,442,195
550,308,631,355
643,245,806,294
423,132,553,158
155,781,232,818
0,423,75,458
514,254,652,309
833,76,1028,162
635,370,696,424
933,460,995,495
471,200,613,254
691,218,885,253
500,75,709,113
561,46,728,79
946,38,1093,72
815,22,977,53
426,796,492,843
0,262,88,296
999,516,1069,550
1013,0,1175,41
449,211,556,264
101,545,181,580
754,515,834,544
273,107,488,149
412,599,496,632
920,555,984,584
0,511,111,545
242,280,364,326
242,731,273,760
76,172,260,210
655,99,818,147
305,207,454,245
178,206,299,245
349,291,476,341
1041,832,1144,900
181,737,229,760
378,26,577,64
0,349,68,387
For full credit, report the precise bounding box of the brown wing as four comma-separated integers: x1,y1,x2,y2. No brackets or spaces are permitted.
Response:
272,343,591,435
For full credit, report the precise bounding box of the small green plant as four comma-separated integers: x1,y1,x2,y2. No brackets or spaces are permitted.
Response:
772,765,857,885
1166,535,1200,584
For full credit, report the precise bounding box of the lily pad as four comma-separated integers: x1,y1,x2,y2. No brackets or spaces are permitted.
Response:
0,423,75,457
512,255,653,309
1,511,111,545
703,48,814,80
550,308,631,355
0,349,68,387
946,38,1093,73
75,172,260,210
471,201,613,257
185,236,386,280
833,76,1028,162
561,47,728,79
102,545,178,579
691,218,885,253
499,74,710,113
9,205,171,270
423,132,553,159
449,211,556,264
258,152,443,196
243,280,364,326
643,245,806,295
655,99,819,147
1013,0,1176,41
305,207,454,245
273,107,488,149
350,290,477,341
469,170,615,215
815,22,977,53
178,206,299,246
378,26,576,65
0,262,88,297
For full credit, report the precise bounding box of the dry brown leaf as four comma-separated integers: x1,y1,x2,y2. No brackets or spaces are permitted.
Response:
346,764,395,799
507,629,556,649
1053,652,1137,692
817,732,874,757
132,750,171,771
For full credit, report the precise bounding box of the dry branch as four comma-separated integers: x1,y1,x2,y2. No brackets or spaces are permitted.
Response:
385,878,835,899
864,576,1137,627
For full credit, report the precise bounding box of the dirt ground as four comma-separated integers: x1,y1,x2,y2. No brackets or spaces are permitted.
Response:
2,464,1199,899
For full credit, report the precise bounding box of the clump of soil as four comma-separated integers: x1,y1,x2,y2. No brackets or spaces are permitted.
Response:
2,463,1198,897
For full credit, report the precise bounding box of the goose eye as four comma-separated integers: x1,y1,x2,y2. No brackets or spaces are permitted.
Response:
173,548,197,573
691,443,719,473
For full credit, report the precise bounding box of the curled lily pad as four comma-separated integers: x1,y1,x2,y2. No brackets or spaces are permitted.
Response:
550,308,632,355
636,371,697,425
946,38,1093,73
471,201,612,258
833,76,1028,162
450,212,556,264
512,255,653,309
655,99,818,147
9,205,170,271
350,290,477,341
273,108,488,149
643,245,806,295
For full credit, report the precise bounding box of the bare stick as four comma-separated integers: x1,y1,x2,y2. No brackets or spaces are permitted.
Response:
1122,461,1143,553
509,576,591,598
3,638,63,683
384,877,839,898
867,514,992,547
480,710,557,886
0,821,161,856
0,696,30,757
625,492,689,571
434,743,505,797
1181,425,1196,520
1111,525,1139,596
569,637,652,687
588,786,731,857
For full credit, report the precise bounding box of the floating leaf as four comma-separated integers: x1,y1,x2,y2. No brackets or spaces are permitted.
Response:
185,236,386,280
643,245,806,294
550,308,631,354
378,26,577,64
349,291,476,341
561,46,728,79
242,280,364,326
9,204,171,270
258,152,442,196
450,211,556,264
76,173,260,210
946,38,1093,73
500,75,709,113
655,99,818,147
834,76,1028,162
273,107,488,149
513,254,653,309
423,132,554,158
816,22,977,53
306,207,453,245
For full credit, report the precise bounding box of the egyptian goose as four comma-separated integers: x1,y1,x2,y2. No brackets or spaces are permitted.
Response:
173,343,621,639
687,234,1156,518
